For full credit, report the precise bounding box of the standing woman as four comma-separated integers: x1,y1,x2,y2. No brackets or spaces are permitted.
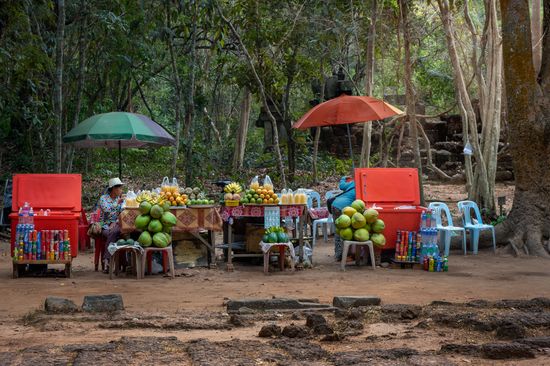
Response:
99,178,125,272
330,176,356,261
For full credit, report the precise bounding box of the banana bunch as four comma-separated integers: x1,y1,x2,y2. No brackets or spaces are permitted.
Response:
224,182,242,194
136,190,163,205
265,226,285,235
136,190,152,204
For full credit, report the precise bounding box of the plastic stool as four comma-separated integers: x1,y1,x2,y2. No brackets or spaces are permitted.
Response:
263,244,295,274
93,237,106,271
109,247,143,280
141,246,175,279
341,240,376,271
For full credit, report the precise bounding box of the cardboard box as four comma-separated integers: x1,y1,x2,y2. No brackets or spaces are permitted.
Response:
246,224,265,253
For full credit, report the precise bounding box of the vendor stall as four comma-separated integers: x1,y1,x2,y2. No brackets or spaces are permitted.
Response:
221,204,307,271
120,206,222,268
10,174,82,278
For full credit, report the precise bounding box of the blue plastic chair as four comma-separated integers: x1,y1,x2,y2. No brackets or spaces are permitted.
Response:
305,190,322,209
311,190,342,247
428,202,467,256
457,200,496,254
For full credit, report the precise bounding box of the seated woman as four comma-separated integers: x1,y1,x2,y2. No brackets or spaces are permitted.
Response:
99,178,125,271
330,176,356,261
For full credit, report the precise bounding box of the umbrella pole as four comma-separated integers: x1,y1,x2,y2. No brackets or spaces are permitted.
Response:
118,140,122,178
346,124,355,172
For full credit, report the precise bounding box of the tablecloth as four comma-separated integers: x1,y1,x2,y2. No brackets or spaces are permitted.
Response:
260,241,296,260
220,204,305,222
120,207,223,234
308,207,330,220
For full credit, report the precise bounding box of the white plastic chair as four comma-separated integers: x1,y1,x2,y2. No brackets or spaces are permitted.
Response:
311,190,342,247
428,202,467,256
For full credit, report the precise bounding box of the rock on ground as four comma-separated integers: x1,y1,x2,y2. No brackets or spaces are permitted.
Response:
81,294,124,312
333,296,381,309
305,313,327,328
258,324,282,338
481,343,536,359
44,296,78,314
282,324,309,338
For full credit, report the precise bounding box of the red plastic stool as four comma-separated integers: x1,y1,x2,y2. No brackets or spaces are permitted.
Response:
94,236,106,271
142,246,175,278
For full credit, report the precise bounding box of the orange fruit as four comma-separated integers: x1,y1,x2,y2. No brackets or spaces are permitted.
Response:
263,199,268,204
268,198,274,203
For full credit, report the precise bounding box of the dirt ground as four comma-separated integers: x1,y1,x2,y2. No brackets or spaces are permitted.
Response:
2,182,549,365
0,238,549,365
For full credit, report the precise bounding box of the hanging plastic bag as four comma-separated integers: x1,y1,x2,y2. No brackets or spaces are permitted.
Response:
125,190,138,208
263,175,273,191
250,176,260,190
161,177,170,193
463,142,473,156
287,189,294,204
171,177,179,194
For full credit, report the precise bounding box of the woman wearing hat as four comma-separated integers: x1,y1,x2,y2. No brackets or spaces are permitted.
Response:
98,178,125,272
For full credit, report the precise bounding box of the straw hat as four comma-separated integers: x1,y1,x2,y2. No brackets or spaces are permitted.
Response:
108,177,125,189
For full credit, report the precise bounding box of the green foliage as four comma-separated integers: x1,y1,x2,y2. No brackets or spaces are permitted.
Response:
0,0,483,188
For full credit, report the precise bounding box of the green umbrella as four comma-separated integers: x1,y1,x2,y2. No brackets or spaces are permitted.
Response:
63,112,175,177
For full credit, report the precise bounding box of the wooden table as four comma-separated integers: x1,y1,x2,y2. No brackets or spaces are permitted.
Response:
220,204,306,271
13,259,72,278
120,206,223,268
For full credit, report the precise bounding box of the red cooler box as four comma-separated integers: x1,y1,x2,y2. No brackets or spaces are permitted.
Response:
354,168,425,251
10,174,82,258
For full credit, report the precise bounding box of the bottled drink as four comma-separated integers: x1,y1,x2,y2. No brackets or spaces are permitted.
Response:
443,257,448,272
420,211,427,229
425,210,431,228
28,207,34,225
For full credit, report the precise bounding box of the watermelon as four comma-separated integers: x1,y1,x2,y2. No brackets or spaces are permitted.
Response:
277,232,288,243
138,231,152,247
135,214,151,230
148,219,163,233
150,204,163,219
153,232,169,248
139,201,152,215
267,232,278,243
262,234,269,243
161,211,177,227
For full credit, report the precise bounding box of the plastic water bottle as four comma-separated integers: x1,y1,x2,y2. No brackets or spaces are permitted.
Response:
28,207,34,225
421,211,427,229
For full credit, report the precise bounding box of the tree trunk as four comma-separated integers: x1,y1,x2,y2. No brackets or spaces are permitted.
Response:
400,0,425,206
233,88,251,170
437,0,492,210
464,0,502,215
184,1,198,186
167,3,182,179
360,0,379,167
66,10,86,173
217,5,287,186
532,0,542,75
496,0,550,257
54,0,65,173
312,127,321,183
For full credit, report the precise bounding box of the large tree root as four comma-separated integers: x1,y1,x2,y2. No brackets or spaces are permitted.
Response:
450,217,550,258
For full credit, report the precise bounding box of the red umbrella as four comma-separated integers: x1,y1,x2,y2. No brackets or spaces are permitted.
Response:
293,95,402,129
292,95,403,167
